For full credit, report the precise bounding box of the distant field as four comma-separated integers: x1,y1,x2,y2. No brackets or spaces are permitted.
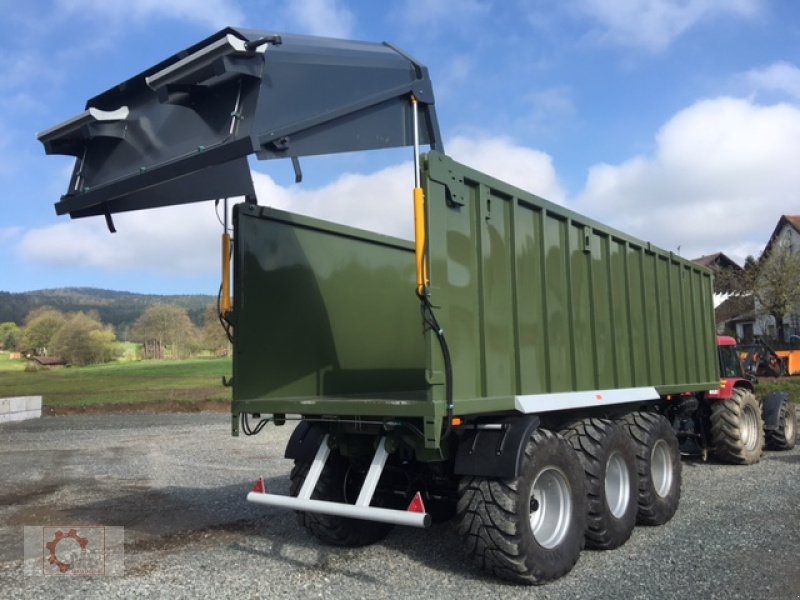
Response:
0,353,231,408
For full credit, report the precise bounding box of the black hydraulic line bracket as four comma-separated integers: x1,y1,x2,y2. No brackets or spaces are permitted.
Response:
495,423,511,455
245,35,282,51
291,156,303,183
104,209,117,233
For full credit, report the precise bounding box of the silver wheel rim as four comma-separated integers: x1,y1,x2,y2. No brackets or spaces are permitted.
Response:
605,450,631,519
529,466,572,549
785,406,796,443
740,403,759,450
650,440,673,498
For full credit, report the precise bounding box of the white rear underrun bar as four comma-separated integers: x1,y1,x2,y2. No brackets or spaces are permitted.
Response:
247,434,431,528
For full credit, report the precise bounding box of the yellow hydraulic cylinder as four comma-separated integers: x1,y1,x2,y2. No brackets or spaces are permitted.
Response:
414,186,428,297
221,232,232,315
411,95,429,297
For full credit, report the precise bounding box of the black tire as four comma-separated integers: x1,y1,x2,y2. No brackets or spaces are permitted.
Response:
765,400,797,451
620,411,681,526
455,429,586,585
710,388,764,465
561,418,638,550
289,452,393,547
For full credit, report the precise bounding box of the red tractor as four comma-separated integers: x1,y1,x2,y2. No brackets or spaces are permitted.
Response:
670,336,796,463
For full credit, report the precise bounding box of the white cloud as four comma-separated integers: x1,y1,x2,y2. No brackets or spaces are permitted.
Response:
520,87,576,133
435,54,475,100
744,62,800,101
0,125,14,177
254,163,415,240
572,0,762,52
0,227,24,245
0,51,59,91
577,97,800,262
17,163,415,276
397,0,489,26
448,135,566,204
54,0,244,29
283,0,355,38
18,205,224,274
18,136,564,274
253,135,565,240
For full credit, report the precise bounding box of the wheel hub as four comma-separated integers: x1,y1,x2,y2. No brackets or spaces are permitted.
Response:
740,404,759,450
529,466,572,549
650,439,673,498
605,450,631,519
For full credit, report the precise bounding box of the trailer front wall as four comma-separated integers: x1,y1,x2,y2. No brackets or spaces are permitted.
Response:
422,151,718,410
232,204,426,408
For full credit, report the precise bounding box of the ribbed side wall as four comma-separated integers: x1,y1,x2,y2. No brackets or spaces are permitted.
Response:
423,151,718,404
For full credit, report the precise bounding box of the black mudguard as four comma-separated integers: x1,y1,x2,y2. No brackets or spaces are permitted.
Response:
284,421,326,461
762,391,790,431
453,414,541,479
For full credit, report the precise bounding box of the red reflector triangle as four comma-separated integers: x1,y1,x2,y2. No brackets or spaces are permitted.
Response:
407,491,426,513
252,477,265,494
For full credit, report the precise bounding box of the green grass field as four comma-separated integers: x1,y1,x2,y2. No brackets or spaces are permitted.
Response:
758,377,800,404
0,353,231,408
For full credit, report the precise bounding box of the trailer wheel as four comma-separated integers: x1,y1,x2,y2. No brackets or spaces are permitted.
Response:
561,418,638,550
620,411,681,526
289,453,393,547
455,429,586,585
710,388,764,464
765,399,797,451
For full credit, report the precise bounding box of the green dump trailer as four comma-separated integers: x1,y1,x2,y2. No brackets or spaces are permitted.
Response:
40,28,793,585
231,153,719,449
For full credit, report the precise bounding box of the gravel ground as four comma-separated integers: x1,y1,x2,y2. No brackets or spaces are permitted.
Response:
1,412,798,599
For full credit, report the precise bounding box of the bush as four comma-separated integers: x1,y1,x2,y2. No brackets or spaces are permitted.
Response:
21,308,66,355
0,322,20,350
49,312,122,366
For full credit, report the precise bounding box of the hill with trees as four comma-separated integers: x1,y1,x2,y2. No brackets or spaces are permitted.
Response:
0,288,215,336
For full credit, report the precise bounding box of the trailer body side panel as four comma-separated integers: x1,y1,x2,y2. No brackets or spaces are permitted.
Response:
423,151,718,413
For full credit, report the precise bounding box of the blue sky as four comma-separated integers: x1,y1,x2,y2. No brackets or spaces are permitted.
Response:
2,0,799,295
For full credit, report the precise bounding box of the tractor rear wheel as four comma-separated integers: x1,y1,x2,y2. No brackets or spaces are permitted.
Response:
710,388,764,464
455,429,586,585
620,411,681,526
765,399,797,451
289,452,393,547
561,418,638,550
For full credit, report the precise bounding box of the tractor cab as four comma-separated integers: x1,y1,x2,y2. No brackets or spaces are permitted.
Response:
708,336,753,401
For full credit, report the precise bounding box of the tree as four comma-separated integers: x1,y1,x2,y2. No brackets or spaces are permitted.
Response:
200,304,232,357
747,245,800,343
727,246,800,344
49,312,122,366
131,304,198,359
21,308,66,355
0,322,20,350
